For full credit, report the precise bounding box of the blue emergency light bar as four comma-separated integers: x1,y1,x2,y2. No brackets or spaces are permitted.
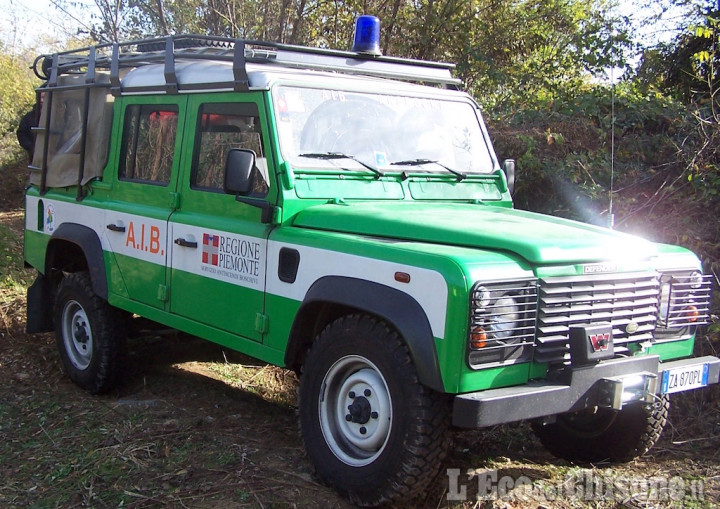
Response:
351,15,382,56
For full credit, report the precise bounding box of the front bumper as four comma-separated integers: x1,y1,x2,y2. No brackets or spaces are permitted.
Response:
452,355,720,428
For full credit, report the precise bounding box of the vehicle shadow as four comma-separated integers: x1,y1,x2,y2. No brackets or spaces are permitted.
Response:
105,330,720,508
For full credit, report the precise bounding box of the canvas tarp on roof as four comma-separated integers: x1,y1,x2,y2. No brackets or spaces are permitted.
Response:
30,73,114,188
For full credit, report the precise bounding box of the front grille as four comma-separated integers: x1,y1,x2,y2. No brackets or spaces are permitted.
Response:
535,272,660,365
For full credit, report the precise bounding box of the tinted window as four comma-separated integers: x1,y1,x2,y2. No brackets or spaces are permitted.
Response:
192,103,268,197
119,105,178,185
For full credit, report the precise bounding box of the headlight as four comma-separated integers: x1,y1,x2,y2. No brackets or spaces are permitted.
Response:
656,271,712,332
473,286,491,308
689,271,704,289
468,279,538,368
487,296,520,339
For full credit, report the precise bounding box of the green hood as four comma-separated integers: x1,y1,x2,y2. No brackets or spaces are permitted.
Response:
292,202,656,264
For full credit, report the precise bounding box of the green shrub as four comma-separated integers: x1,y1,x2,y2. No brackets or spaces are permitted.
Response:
0,46,36,136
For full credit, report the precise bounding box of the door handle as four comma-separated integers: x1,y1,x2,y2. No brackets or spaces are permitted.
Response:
106,223,126,232
174,238,198,248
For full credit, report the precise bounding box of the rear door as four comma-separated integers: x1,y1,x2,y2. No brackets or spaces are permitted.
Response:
104,97,187,310
168,93,276,342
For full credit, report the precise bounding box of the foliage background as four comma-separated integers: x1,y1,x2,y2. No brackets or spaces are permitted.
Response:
0,42,37,163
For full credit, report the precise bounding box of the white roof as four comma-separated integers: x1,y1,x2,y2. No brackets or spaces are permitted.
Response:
121,60,467,100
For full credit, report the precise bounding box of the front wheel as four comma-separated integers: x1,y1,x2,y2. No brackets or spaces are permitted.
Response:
532,395,669,463
54,272,125,394
298,314,449,506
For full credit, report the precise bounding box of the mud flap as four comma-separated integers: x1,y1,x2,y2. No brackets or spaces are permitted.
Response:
26,274,54,333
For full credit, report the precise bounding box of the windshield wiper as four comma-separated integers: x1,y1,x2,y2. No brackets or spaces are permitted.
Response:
390,158,466,181
298,152,385,178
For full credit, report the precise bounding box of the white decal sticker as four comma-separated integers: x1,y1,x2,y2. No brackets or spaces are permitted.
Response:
199,232,263,287
284,89,306,113
170,223,267,291
27,197,167,267
374,151,388,167
266,242,449,339
45,203,56,233
24,197,448,338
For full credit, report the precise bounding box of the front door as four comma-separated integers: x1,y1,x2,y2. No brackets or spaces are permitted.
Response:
104,96,187,310
168,94,276,342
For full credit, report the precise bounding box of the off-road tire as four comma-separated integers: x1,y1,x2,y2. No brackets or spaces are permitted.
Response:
54,272,125,394
298,314,450,506
532,395,670,463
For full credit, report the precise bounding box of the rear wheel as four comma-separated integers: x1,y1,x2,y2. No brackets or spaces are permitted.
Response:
532,395,669,463
54,272,125,394
298,314,449,506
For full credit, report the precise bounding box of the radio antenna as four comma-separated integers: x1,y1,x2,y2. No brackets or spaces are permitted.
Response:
609,63,616,230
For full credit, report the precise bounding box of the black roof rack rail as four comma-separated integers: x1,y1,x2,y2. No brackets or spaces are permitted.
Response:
33,34,460,95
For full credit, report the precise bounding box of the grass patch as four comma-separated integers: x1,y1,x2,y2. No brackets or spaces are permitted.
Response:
0,216,30,298
0,211,33,339
206,360,298,407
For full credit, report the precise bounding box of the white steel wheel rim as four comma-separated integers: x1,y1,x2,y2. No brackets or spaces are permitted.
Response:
319,355,392,467
61,300,93,370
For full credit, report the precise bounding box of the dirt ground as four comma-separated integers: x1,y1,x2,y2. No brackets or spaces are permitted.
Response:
1,173,720,507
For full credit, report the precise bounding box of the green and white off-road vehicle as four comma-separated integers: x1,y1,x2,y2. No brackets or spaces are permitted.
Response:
23,22,719,506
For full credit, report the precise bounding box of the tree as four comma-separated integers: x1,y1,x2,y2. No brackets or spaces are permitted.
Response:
0,44,37,136
632,1,719,98
77,0,625,113
449,0,630,110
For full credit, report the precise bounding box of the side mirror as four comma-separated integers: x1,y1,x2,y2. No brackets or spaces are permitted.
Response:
502,159,515,195
224,149,256,195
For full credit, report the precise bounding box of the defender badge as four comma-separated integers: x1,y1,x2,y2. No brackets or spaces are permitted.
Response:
583,262,617,274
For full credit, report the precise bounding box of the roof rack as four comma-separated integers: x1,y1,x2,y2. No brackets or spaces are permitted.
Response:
33,34,460,95
30,35,460,200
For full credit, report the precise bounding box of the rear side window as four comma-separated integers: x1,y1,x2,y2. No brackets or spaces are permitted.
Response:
119,105,179,185
192,103,268,197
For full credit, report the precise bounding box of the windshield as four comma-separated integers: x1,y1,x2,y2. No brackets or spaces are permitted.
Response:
272,86,495,174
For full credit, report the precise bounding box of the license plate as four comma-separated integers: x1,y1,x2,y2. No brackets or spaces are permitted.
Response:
661,363,709,394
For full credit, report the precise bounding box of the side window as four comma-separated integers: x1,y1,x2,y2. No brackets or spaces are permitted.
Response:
192,103,269,197
119,104,179,185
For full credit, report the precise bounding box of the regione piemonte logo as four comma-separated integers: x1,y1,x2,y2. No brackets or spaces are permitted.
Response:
202,233,219,266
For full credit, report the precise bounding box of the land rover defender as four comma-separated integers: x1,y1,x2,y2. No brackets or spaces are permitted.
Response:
23,20,719,506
